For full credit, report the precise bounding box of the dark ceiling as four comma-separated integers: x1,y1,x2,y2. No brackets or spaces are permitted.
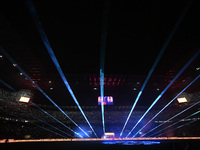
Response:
0,0,199,107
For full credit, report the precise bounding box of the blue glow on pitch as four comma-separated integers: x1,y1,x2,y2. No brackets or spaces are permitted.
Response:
102,140,160,145
26,0,97,138
126,50,200,138
134,74,200,137
102,141,121,145
122,141,160,146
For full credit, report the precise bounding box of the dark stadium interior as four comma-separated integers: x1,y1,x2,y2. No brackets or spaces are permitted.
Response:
0,0,200,149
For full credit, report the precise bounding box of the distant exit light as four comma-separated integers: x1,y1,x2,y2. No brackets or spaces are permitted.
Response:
98,96,113,105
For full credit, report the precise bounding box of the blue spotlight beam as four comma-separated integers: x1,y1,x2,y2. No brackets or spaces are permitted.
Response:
100,0,110,134
30,114,74,138
0,78,16,92
31,102,80,137
0,47,89,138
26,0,97,138
28,120,68,138
133,74,200,137
143,97,200,137
157,119,199,137
11,113,68,138
119,0,193,137
19,109,74,138
100,69,105,134
149,109,200,137
126,50,200,138
0,78,74,137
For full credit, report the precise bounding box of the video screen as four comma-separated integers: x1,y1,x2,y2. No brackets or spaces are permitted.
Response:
98,96,113,105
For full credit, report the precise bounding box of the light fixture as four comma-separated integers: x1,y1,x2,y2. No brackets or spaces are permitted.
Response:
19,96,30,103
17,90,33,104
177,97,188,103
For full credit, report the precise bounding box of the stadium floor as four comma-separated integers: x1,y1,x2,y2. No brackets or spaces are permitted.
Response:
1,138,200,150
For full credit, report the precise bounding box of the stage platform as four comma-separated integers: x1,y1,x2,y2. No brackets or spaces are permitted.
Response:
1,137,200,143
1,137,200,150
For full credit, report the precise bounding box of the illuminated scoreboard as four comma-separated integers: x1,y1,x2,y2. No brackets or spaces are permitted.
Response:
98,96,113,105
